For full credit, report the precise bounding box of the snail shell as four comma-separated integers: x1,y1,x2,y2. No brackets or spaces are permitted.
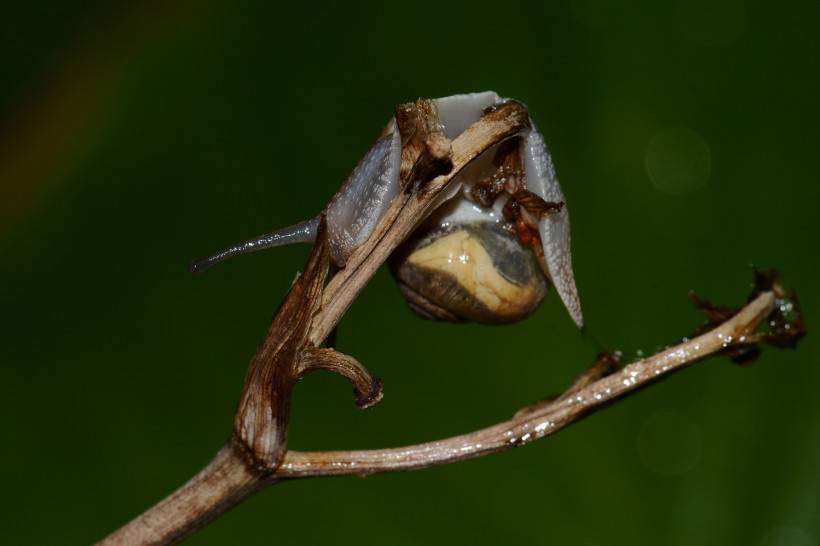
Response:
390,196,547,324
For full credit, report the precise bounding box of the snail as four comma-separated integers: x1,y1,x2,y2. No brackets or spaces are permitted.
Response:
192,91,582,328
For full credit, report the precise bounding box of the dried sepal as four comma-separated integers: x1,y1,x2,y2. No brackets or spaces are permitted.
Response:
557,352,621,401
688,290,736,325
514,352,620,418
748,269,806,350
394,99,452,190
688,268,806,365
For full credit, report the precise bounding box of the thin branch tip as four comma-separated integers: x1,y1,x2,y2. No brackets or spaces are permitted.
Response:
688,270,805,365
356,377,384,409
299,347,384,410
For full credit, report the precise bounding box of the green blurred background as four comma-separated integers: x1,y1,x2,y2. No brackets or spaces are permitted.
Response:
1,1,818,544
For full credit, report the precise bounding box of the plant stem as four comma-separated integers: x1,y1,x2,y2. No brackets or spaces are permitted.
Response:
97,291,776,545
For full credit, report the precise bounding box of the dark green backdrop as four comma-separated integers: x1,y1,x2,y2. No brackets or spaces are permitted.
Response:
1,1,817,545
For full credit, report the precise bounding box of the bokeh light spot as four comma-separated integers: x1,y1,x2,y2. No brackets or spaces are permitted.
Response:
645,127,711,195
637,411,702,476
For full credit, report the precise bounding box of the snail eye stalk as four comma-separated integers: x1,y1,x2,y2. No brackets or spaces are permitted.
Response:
190,217,319,273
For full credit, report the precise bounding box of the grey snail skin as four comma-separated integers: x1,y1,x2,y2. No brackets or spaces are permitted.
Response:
192,91,582,329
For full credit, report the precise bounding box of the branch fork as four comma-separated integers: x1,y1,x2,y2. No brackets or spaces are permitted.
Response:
96,98,806,546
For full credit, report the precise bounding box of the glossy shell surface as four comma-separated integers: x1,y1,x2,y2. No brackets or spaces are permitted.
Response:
391,197,547,324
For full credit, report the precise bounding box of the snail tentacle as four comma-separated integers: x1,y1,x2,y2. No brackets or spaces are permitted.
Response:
190,216,319,273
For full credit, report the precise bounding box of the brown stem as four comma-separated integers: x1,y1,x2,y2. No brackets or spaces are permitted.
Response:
97,444,267,546
97,291,780,545
278,290,776,476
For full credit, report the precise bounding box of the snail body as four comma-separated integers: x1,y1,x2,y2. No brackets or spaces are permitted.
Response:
192,92,582,328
